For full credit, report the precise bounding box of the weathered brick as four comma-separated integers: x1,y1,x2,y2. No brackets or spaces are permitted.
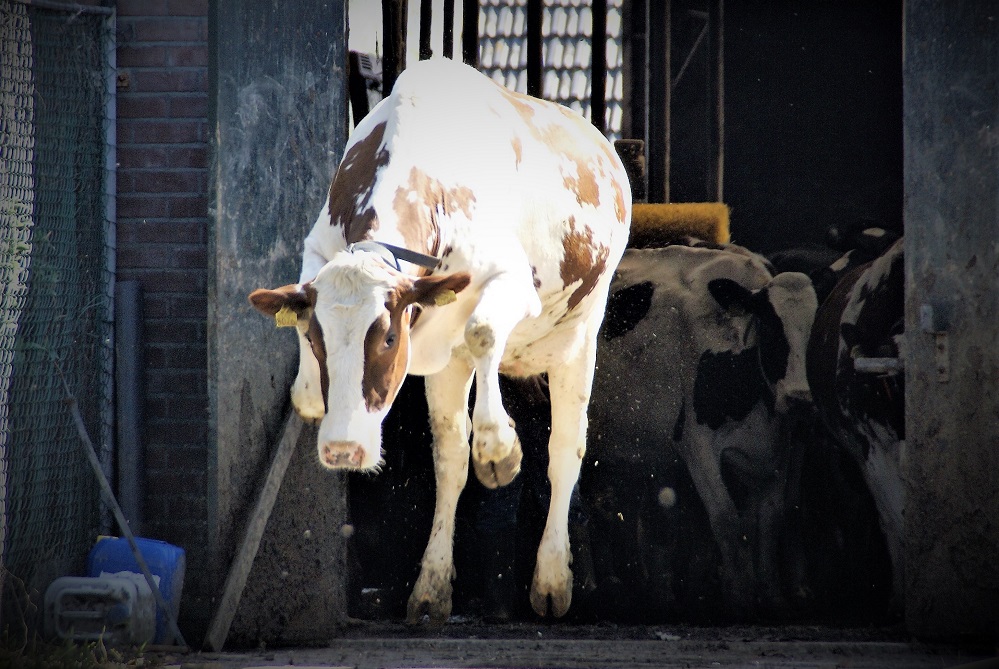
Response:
129,169,205,195
168,195,209,220
169,94,209,118
129,268,208,293
117,195,169,219
117,0,168,16
170,45,209,68
167,0,209,17
128,17,208,42
118,220,204,245
118,44,168,67
127,68,208,94
121,118,202,144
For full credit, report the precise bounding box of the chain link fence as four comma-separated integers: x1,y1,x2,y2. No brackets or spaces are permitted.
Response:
1,0,115,635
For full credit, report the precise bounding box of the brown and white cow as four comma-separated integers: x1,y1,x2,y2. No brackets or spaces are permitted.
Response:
588,243,817,615
249,57,631,623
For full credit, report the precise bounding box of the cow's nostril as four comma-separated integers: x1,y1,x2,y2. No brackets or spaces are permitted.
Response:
320,441,367,469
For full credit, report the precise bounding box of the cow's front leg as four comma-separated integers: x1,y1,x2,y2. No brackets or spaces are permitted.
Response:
407,355,474,625
530,330,595,618
466,271,541,488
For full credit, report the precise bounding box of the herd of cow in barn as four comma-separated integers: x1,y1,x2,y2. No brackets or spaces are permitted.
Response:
251,58,907,627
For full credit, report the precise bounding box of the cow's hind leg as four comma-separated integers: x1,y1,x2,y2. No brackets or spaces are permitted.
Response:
466,270,541,488
530,329,595,618
407,355,474,624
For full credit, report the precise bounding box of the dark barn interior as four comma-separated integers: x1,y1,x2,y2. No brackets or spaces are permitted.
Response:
336,0,904,628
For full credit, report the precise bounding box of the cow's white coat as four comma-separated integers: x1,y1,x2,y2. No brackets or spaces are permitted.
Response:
259,57,631,622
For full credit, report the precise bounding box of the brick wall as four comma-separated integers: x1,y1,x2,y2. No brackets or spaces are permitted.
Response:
115,0,211,633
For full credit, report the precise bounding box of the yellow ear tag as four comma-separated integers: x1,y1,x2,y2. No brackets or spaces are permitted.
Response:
274,305,298,328
434,289,457,307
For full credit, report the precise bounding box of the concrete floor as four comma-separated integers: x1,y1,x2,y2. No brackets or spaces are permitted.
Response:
167,621,994,669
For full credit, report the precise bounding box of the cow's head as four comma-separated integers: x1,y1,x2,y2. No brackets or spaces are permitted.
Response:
708,271,817,413
250,251,470,470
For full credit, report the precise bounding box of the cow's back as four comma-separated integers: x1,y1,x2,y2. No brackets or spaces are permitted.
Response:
320,58,631,304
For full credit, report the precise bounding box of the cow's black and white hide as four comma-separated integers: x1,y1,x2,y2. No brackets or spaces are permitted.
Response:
768,223,902,306
806,237,905,610
587,244,817,617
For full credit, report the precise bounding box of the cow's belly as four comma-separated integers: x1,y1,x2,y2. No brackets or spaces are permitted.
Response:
499,298,593,377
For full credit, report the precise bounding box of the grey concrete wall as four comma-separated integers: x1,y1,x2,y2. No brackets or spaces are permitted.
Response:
903,0,999,641
208,0,350,642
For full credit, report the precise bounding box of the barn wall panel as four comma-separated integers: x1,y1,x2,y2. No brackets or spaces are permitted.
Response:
209,0,351,644
903,0,999,641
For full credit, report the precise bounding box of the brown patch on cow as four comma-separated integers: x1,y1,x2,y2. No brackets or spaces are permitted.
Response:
393,167,476,274
613,180,627,223
328,121,390,243
561,218,610,310
563,164,601,208
307,310,330,412
511,136,523,167
362,289,412,412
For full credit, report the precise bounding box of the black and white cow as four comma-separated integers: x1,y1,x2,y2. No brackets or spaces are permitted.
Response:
806,237,905,607
587,243,817,615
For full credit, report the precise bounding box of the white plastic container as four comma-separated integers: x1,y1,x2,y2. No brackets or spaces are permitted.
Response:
44,574,156,646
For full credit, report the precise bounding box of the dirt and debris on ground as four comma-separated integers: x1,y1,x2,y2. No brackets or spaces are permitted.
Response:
161,620,994,669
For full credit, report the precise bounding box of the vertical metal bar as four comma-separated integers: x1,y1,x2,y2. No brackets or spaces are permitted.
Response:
443,0,455,58
647,0,670,202
622,0,647,147
382,0,408,95
115,281,143,535
527,0,543,97
419,0,433,60
591,0,607,132
102,10,118,535
710,0,725,202
462,0,479,67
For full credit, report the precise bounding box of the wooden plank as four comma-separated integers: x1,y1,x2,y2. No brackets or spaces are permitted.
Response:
203,410,304,651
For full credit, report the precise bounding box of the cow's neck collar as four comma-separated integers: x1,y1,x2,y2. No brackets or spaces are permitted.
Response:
347,240,440,272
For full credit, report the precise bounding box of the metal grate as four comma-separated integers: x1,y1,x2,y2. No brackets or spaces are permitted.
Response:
0,0,114,633
478,0,625,140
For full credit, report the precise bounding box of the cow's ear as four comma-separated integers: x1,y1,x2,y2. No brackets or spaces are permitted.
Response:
406,272,472,308
249,283,315,318
707,277,755,314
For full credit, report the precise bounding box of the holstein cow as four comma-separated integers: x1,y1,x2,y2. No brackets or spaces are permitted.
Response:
588,243,817,615
806,237,904,609
249,58,631,623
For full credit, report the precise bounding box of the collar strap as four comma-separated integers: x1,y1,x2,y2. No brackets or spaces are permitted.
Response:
347,240,440,271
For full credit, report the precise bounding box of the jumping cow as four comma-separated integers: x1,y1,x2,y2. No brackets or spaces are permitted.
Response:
587,243,817,615
249,57,631,623
806,237,904,609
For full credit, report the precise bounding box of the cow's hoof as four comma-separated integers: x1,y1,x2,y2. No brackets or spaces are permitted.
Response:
406,589,452,626
529,575,572,619
472,435,522,488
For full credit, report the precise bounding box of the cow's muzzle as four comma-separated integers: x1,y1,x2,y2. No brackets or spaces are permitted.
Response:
320,441,367,469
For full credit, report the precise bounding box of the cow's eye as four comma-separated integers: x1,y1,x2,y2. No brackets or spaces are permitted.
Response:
385,331,397,348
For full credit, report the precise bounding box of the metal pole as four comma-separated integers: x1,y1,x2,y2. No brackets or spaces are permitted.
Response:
592,0,607,132
382,0,408,95
710,0,724,201
527,0,543,97
419,0,433,60
443,0,455,58
462,0,479,67
647,0,670,202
